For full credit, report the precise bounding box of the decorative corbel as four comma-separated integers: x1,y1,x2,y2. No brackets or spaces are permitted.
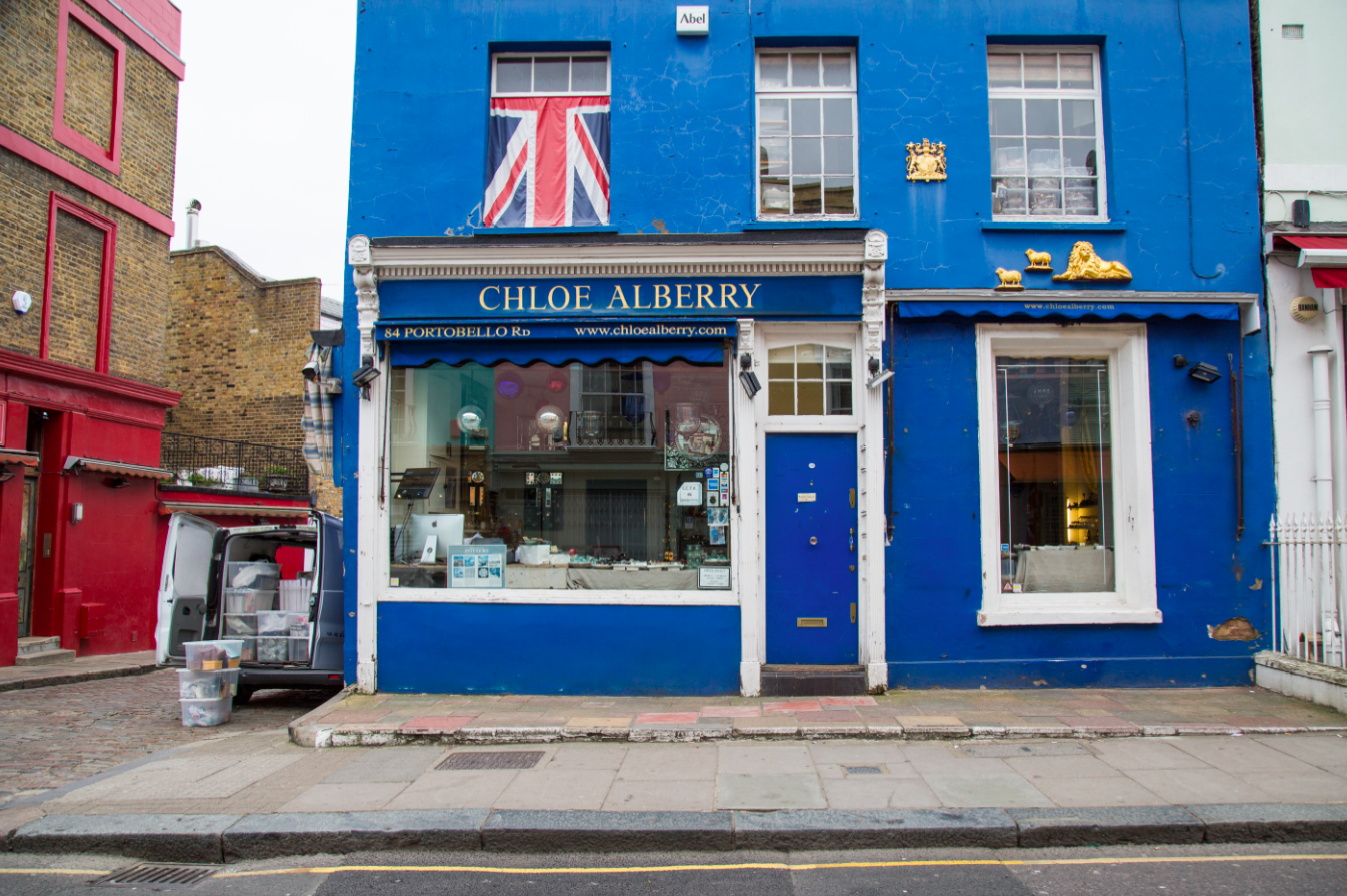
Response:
862,230,888,361
349,235,379,360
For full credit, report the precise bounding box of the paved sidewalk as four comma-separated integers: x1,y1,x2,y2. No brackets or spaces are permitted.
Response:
293,686,1347,747
0,650,156,693
4,731,1347,859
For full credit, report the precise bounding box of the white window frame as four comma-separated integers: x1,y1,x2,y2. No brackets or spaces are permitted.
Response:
975,323,1157,626
987,45,1108,223
754,48,860,221
761,332,860,428
491,52,611,97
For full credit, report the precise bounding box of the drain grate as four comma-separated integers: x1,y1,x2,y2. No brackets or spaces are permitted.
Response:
843,765,884,775
438,750,545,770
96,863,218,888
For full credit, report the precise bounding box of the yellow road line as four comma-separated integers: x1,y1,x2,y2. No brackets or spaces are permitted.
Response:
0,869,109,876
211,854,1347,879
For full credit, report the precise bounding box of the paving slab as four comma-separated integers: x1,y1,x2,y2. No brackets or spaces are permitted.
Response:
222,809,488,857
481,809,733,851
10,813,238,862
1186,802,1347,842
732,807,1018,849
1007,805,1204,846
716,773,828,809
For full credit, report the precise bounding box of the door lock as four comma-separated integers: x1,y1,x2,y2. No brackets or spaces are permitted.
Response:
809,536,818,545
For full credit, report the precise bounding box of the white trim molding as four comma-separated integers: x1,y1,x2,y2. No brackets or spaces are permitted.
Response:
974,322,1159,627
351,235,383,693
360,239,868,282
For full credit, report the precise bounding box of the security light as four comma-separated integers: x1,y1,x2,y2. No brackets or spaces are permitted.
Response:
1187,362,1222,384
738,353,761,399
352,355,380,398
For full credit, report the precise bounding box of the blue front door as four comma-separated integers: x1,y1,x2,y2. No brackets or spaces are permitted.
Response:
765,432,859,664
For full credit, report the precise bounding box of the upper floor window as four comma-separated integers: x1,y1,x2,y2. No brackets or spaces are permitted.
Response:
756,50,858,219
987,47,1105,220
484,53,610,228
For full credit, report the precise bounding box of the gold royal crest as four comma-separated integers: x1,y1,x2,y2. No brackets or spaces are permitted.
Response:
906,138,947,182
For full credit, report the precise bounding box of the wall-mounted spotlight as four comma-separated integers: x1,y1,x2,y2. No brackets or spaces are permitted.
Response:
0,467,14,484
70,502,84,524
867,356,894,389
106,476,130,489
351,355,380,399
738,353,762,399
1187,362,1223,384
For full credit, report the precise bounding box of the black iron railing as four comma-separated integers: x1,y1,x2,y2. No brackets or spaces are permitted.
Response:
160,432,310,497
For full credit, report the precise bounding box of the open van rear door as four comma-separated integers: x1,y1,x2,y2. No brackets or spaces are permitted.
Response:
156,512,220,665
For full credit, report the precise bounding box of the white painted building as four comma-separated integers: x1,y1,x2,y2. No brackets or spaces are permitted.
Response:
1257,0,1347,703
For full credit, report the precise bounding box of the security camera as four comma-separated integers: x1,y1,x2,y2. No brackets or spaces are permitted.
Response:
302,356,320,381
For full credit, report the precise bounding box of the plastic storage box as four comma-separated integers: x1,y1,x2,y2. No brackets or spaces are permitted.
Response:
180,696,231,727
257,611,290,636
178,669,227,700
225,588,277,614
226,562,280,591
184,640,243,670
224,614,257,636
256,637,288,662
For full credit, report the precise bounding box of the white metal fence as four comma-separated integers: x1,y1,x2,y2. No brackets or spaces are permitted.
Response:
1268,514,1347,669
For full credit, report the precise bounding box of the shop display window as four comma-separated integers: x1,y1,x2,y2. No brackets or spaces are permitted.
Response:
976,324,1157,627
388,358,731,591
995,357,1114,594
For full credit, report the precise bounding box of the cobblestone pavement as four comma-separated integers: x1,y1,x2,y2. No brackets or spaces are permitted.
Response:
0,669,334,801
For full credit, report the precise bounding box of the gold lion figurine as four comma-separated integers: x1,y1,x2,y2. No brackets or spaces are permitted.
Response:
1053,241,1132,281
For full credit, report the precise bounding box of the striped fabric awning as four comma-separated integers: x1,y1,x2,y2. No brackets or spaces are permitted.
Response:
0,450,39,467
302,344,335,481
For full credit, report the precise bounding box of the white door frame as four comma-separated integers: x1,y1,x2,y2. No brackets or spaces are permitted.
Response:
735,320,887,694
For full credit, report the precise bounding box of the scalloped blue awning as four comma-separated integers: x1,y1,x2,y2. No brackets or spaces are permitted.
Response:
896,300,1239,322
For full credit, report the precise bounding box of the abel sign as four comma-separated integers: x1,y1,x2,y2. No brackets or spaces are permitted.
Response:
676,5,709,35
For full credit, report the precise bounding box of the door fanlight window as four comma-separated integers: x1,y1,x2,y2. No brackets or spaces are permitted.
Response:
767,344,853,416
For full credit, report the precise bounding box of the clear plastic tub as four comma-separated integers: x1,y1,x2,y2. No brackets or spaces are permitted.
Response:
289,637,310,663
256,637,288,662
180,696,231,727
225,589,277,614
221,667,239,697
184,640,244,670
226,562,280,591
257,611,290,636
177,669,227,700
224,614,257,636
238,639,256,662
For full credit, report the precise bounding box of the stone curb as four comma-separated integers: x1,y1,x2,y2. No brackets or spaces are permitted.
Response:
8,813,239,863
7,804,1347,859
293,723,1347,748
0,660,157,694
288,686,355,748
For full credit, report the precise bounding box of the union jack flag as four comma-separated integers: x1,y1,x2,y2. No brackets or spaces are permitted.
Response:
484,96,610,228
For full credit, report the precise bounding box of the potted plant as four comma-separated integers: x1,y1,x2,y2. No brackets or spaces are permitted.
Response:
188,472,219,488
239,472,260,492
265,465,290,492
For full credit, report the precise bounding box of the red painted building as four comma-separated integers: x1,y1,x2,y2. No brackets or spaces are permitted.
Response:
0,1,312,667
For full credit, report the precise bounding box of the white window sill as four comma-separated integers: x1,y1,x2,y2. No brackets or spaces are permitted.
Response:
378,587,738,606
977,607,1163,627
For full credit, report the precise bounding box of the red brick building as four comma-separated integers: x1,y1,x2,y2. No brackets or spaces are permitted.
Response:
0,0,186,666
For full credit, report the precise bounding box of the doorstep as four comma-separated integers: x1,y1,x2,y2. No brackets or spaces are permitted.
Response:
289,685,1347,748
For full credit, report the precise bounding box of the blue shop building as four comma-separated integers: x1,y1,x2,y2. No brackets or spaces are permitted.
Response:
338,0,1269,695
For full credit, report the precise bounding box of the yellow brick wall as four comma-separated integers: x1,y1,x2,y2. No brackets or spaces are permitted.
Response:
0,0,178,214
61,16,116,149
45,209,104,369
0,154,172,384
166,247,345,513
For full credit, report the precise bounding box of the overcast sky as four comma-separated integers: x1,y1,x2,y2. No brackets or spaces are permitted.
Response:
170,1,356,302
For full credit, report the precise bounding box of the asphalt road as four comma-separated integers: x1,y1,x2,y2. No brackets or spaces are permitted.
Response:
2,845,1345,896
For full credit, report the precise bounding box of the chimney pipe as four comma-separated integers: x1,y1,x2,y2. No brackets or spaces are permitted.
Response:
185,199,202,248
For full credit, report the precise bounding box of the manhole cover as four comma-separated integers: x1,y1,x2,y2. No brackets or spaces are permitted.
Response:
96,863,218,888
843,765,884,775
438,750,544,770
